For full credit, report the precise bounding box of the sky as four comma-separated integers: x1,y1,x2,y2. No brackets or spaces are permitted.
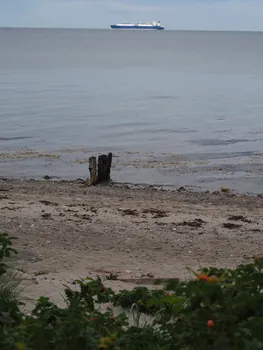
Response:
0,0,263,31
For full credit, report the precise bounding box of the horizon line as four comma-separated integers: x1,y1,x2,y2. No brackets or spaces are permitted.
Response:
1,26,263,33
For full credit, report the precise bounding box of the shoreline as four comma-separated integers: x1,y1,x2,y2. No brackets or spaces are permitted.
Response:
1,175,263,196
1,148,263,195
1,178,263,309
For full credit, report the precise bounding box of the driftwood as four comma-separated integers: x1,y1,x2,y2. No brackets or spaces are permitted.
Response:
88,153,112,185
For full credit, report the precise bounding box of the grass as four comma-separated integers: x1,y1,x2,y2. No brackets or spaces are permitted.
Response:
0,270,25,314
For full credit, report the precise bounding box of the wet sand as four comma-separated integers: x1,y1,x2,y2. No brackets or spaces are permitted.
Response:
0,178,263,309
1,148,263,194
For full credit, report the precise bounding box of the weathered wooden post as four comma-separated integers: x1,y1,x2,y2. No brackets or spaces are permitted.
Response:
107,152,113,178
88,156,97,185
98,152,112,183
88,153,112,185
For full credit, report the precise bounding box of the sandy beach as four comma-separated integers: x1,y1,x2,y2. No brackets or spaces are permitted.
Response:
0,178,263,309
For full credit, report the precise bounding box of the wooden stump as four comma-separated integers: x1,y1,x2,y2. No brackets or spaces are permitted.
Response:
88,156,97,185
98,153,112,183
88,153,112,185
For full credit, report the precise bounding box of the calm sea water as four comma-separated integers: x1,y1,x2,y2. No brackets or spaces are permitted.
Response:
1,28,263,192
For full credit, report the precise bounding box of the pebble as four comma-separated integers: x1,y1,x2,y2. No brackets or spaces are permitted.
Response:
221,186,231,193
212,191,220,195
135,273,144,278
177,186,187,192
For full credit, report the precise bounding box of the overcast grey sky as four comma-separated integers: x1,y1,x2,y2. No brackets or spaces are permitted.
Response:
0,0,263,31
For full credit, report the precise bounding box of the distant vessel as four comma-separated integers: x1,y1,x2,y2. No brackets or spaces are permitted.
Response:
110,21,164,30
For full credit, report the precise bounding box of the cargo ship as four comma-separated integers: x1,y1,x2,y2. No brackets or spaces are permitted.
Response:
110,21,164,30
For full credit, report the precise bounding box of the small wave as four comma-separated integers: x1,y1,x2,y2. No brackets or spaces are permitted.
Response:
184,151,257,160
170,129,197,134
149,128,197,134
105,121,151,129
189,138,262,146
0,136,32,141
248,131,263,135
216,129,232,133
106,128,197,138
150,95,179,100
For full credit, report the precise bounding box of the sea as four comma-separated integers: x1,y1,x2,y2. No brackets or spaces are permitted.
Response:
1,28,263,193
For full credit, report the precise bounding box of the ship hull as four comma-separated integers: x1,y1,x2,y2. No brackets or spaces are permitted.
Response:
111,25,164,30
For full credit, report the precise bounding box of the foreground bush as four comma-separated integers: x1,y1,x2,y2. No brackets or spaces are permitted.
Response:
1,233,263,349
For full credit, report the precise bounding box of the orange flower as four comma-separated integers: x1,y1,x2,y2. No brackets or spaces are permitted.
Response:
208,275,218,283
196,274,219,282
17,344,24,350
255,256,262,260
207,320,215,328
196,274,210,281
166,292,173,296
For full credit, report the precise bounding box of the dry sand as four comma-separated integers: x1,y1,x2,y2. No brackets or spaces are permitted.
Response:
0,179,263,310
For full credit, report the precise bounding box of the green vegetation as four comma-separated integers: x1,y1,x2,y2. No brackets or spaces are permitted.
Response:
1,232,263,349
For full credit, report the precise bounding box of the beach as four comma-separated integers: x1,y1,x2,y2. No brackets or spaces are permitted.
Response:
0,178,262,309
1,28,263,311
